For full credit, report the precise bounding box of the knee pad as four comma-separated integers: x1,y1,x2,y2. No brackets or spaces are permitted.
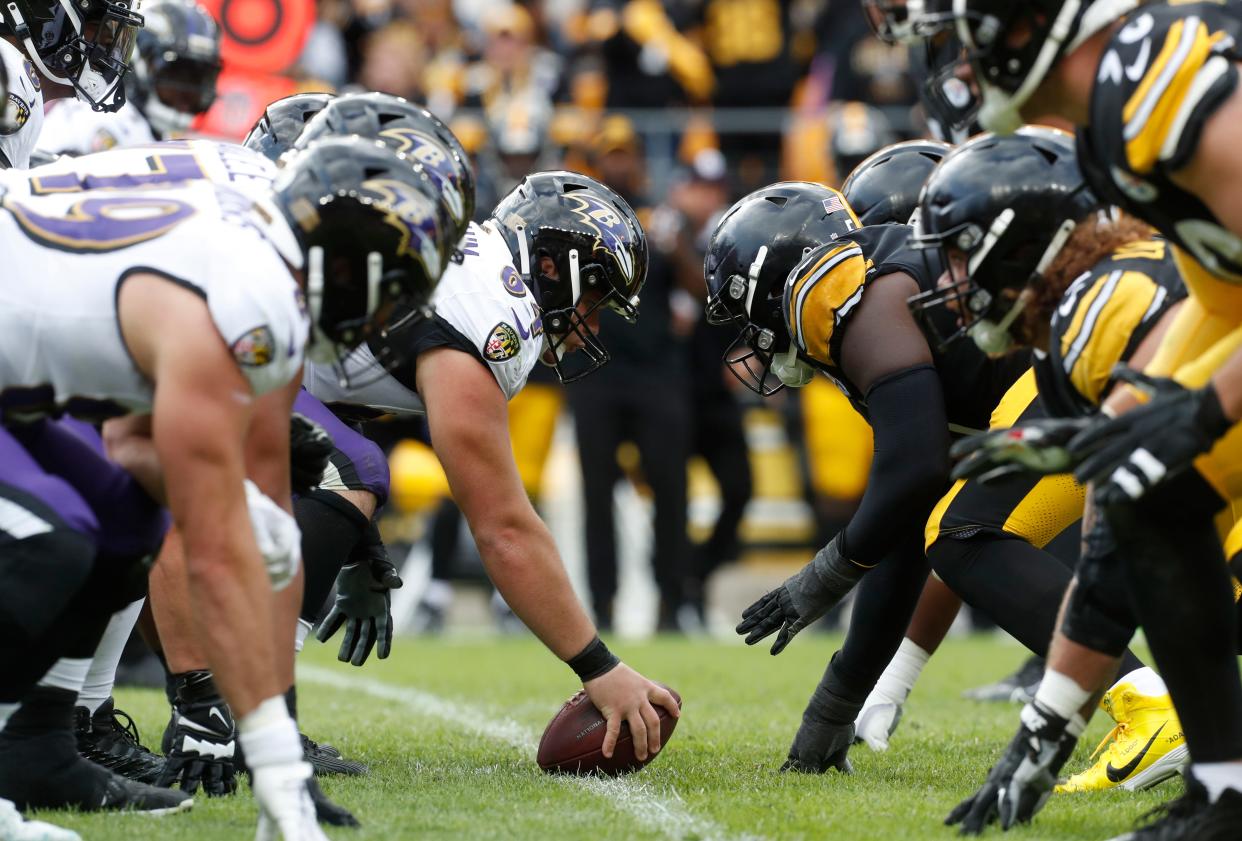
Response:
1060,521,1136,656
0,528,96,640
86,551,152,612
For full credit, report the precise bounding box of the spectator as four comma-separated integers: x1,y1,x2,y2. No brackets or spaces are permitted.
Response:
567,115,695,632
358,20,429,100
668,148,753,628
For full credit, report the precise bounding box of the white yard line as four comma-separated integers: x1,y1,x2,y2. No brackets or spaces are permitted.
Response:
299,665,757,841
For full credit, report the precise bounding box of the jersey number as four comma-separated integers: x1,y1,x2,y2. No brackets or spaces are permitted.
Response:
4,151,205,252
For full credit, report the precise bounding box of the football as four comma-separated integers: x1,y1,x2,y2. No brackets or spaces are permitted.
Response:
536,686,682,775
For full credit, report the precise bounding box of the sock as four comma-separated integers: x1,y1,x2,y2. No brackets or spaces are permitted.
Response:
1110,665,1168,698
237,696,301,769
1192,761,1242,802
872,638,929,704
294,619,313,654
1034,669,1092,724
78,599,144,714
37,657,90,696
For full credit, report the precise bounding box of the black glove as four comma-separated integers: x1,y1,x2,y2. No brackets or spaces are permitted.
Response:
736,536,865,655
781,713,854,774
158,671,237,797
946,701,1078,835
290,412,334,496
315,525,403,666
949,417,1093,483
1070,367,1233,506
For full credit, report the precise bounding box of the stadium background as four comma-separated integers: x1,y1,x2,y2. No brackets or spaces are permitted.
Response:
190,0,958,639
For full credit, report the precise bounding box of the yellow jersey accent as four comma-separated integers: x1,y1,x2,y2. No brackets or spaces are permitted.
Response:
786,241,867,367
1123,17,1228,173
1058,271,1166,406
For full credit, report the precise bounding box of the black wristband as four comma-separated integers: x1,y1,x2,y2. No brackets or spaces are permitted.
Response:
1198,385,1233,439
567,636,620,682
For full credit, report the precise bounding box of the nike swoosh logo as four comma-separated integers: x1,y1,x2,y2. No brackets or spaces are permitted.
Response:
1106,722,1166,783
209,706,229,731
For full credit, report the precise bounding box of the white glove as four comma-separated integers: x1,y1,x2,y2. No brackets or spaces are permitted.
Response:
243,479,301,591
854,695,903,752
252,761,327,841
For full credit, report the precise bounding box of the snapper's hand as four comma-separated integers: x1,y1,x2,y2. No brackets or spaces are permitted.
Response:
582,664,680,761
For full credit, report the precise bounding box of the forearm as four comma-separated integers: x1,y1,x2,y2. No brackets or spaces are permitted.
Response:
102,416,166,504
476,516,596,661
180,496,280,717
1210,342,1242,423
842,366,951,564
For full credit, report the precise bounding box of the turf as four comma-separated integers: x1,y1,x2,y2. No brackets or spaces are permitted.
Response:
32,634,1178,841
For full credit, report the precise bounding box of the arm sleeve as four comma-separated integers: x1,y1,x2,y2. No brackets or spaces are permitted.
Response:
841,364,951,566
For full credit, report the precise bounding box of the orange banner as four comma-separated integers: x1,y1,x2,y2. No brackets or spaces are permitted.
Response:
200,0,314,75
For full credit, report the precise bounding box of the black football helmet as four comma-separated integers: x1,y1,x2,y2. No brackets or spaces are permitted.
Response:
126,0,221,136
909,126,1101,354
949,0,1139,132
492,171,647,383
293,92,475,247
2,0,143,111
829,103,898,184
273,137,448,382
842,139,951,226
243,93,336,162
704,182,860,396
909,28,981,138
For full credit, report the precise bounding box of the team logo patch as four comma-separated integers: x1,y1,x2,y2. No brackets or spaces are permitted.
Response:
1111,166,1159,204
231,325,276,367
501,265,526,297
483,322,521,362
0,94,29,135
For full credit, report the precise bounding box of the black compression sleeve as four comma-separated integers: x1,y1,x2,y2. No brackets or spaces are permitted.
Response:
841,365,950,565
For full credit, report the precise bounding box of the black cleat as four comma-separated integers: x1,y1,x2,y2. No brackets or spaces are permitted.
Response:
962,654,1045,703
302,733,368,776
307,776,359,827
1107,778,1212,840
0,727,191,814
75,698,166,785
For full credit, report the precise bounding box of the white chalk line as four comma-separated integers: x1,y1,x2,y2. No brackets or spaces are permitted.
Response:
299,665,757,841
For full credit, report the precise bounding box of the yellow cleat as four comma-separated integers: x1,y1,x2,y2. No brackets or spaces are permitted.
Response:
1056,675,1188,793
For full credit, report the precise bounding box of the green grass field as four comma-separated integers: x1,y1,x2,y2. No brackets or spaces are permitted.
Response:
32,634,1178,841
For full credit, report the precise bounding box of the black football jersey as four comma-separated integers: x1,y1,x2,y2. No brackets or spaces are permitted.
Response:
784,222,1024,428
1034,237,1187,417
1076,1,1242,282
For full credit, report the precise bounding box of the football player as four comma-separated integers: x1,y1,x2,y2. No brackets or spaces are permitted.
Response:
0,0,144,168
935,3,1242,835
857,131,1191,800
709,178,1027,773
299,165,682,764
126,97,467,808
0,137,442,841
37,0,222,156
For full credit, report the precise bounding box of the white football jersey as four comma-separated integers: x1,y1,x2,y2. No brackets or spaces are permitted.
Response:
21,138,280,204
0,179,308,419
37,99,156,157
0,40,46,169
304,220,544,416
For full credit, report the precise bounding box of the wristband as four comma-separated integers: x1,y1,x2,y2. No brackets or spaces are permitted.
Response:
567,636,620,682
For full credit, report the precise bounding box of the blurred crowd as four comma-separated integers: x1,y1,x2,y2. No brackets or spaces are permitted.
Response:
307,0,940,635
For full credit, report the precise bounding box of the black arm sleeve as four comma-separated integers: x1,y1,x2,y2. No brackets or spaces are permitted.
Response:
841,364,951,565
